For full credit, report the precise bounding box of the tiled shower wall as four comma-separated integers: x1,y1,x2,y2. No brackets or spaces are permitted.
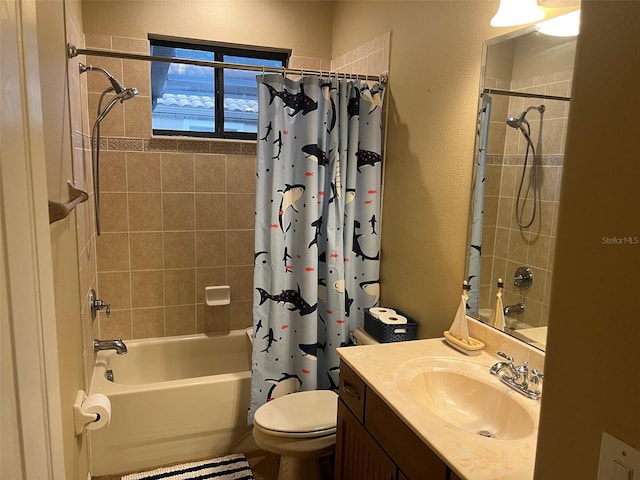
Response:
82,32,390,340
480,70,572,328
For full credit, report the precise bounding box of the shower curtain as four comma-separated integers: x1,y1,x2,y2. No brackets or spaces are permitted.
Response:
467,94,491,312
249,74,385,422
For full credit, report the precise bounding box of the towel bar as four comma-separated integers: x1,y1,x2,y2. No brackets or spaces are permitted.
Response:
49,181,89,224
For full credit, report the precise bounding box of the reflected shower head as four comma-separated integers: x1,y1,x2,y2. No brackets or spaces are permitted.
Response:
506,104,546,129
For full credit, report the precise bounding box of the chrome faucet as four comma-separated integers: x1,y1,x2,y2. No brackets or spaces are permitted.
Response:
490,351,543,400
503,303,525,316
94,339,128,355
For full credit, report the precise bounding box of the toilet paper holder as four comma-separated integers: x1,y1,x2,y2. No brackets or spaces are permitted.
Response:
73,390,109,435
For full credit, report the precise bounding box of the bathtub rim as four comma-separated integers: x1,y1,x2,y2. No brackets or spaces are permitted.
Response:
90,329,253,396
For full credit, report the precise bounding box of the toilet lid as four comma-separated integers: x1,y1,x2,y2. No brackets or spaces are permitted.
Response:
254,390,338,436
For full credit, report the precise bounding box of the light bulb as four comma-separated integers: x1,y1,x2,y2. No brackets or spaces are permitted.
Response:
490,0,546,27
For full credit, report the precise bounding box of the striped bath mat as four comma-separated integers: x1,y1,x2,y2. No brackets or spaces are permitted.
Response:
121,454,254,480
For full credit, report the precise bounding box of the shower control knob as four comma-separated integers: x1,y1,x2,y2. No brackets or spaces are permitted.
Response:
514,266,533,290
89,289,111,320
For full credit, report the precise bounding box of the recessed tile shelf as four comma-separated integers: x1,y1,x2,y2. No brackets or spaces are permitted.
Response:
205,285,231,306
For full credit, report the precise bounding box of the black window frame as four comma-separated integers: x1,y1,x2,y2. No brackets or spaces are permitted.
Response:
149,35,290,141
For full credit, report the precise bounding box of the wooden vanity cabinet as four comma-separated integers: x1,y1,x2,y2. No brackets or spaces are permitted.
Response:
335,362,450,480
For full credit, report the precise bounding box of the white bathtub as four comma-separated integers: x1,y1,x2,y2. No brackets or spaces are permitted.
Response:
89,331,255,476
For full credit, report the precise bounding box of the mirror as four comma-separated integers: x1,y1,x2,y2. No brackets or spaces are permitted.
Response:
466,16,578,350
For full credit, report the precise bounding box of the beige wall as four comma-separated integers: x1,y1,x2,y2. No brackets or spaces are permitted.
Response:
37,0,91,479
535,2,640,477
332,1,500,338
81,0,334,60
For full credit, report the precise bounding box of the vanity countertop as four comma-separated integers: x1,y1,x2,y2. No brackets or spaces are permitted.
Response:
337,337,541,480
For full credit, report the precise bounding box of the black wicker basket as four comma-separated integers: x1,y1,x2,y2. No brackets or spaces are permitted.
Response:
364,308,418,343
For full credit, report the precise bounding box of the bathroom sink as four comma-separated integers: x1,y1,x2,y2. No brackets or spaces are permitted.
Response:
395,358,535,440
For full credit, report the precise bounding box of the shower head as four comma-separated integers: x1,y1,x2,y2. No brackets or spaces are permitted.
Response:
79,63,127,94
506,105,546,129
116,87,139,103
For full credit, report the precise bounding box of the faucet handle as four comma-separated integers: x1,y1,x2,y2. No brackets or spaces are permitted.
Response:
528,368,544,396
495,351,513,363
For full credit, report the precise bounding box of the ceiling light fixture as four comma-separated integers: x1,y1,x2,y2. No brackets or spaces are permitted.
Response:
536,9,581,36
490,0,546,27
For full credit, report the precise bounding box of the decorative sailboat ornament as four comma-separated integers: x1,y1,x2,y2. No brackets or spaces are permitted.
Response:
492,278,506,331
444,280,485,355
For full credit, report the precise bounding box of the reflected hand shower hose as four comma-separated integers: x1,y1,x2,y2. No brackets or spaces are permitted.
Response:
506,105,545,229
79,63,138,235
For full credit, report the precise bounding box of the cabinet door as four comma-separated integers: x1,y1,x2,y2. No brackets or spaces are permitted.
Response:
335,399,397,480
365,390,448,480
338,362,366,422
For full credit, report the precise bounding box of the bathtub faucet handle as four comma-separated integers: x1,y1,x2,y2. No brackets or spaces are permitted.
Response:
90,289,111,319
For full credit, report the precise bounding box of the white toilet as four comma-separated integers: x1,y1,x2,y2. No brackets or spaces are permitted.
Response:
252,389,338,480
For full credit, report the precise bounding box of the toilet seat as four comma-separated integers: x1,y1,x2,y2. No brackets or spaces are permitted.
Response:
254,390,338,438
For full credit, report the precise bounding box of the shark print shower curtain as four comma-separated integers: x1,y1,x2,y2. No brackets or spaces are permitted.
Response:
467,94,491,313
249,74,385,422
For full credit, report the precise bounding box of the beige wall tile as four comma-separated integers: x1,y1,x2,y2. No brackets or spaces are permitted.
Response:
227,155,256,193
127,152,161,192
100,151,127,192
163,193,195,230
499,165,518,198
496,196,514,228
195,154,226,192
195,231,227,267
165,305,197,336
230,300,253,330
85,33,111,49
227,266,254,302
123,59,150,97
131,270,164,308
484,165,501,197
227,230,255,266
98,310,131,340
124,95,151,138
197,304,229,333
100,193,128,232
132,307,164,339
164,232,195,269
483,196,498,227
130,232,164,270
539,166,560,202
195,193,227,230
162,153,195,192
96,233,130,272
507,230,528,265
128,192,162,231
164,269,196,305
227,193,255,229
112,36,149,54
527,234,551,270
97,271,131,311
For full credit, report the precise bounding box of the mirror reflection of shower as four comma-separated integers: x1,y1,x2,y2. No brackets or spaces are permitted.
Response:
79,63,138,235
506,104,545,229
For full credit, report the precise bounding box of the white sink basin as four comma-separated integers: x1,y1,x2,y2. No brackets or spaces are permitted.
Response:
395,357,536,440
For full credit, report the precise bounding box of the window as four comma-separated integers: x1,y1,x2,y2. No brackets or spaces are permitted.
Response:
149,36,290,140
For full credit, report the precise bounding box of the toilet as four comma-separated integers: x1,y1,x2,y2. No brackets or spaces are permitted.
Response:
252,328,378,480
253,389,339,480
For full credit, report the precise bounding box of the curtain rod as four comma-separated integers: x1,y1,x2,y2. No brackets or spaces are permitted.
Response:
484,88,570,102
67,43,388,83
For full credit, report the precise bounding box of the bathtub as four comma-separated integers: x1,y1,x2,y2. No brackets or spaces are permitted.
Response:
89,331,255,476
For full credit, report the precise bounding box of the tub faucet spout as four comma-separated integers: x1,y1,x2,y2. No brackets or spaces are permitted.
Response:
94,339,127,355
504,303,525,316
